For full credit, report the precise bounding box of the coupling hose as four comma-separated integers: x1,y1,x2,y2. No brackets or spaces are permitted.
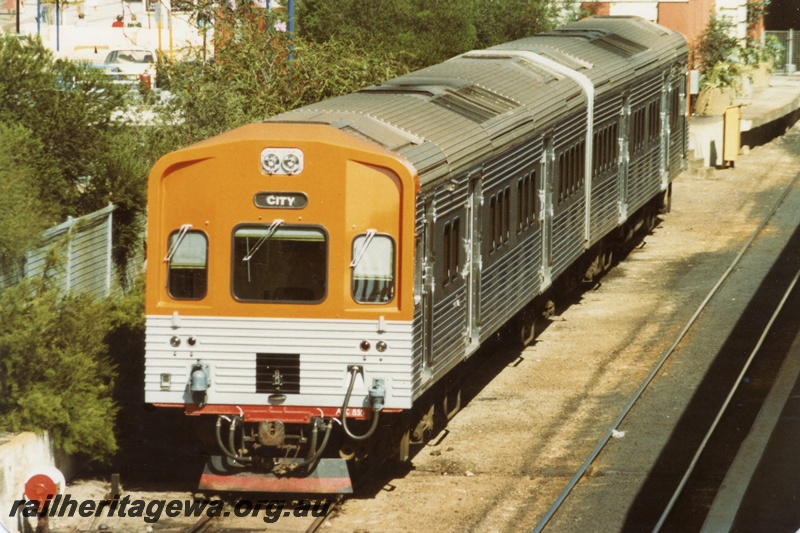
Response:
341,366,381,441
215,416,253,464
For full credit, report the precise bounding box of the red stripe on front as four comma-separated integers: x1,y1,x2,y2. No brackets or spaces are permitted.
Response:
198,473,352,493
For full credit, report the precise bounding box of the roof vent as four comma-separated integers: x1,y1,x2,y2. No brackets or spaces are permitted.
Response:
431,86,518,123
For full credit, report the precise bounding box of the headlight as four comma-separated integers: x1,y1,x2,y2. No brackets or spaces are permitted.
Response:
261,148,304,175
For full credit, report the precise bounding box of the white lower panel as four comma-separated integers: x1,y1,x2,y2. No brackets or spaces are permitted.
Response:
145,315,414,410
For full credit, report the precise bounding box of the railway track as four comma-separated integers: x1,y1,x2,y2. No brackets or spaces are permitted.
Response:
182,496,343,533
50,128,800,533
534,169,800,531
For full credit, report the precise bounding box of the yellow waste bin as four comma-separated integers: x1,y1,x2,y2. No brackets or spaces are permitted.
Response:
723,105,742,168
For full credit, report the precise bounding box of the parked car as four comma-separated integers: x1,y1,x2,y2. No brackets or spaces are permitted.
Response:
103,48,157,88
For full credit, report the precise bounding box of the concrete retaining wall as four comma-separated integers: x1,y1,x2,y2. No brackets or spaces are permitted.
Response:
0,432,71,533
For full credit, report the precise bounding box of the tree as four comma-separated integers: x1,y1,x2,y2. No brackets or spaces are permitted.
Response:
298,0,478,68
0,123,56,272
153,5,408,149
0,36,126,215
298,0,565,68
475,0,561,48
0,33,146,270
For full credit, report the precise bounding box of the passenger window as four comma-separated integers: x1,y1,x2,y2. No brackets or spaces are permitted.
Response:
167,230,208,300
351,233,395,304
232,224,327,303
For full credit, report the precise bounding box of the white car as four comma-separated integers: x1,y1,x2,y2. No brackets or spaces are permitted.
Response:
103,48,157,87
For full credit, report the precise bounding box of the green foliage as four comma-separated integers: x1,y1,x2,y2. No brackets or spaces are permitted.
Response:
0,35,126,217
151,0,564,150
762,34,784,68
696,15,740,72
747,0,770,31
153,7,408,149
298,0,562,69
476,0,561,48
0,273,139,461
700,61,745,91
694,15,780,92
0,33,148,272
0,123,56,270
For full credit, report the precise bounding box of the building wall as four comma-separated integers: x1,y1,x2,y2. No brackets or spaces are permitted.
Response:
581,0,720,67
659,0,716,65
582,2,611,17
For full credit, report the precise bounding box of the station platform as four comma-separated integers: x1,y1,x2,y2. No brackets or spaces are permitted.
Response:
701,304,800,532
689,75,800,168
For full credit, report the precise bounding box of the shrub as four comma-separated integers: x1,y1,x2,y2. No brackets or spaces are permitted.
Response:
696,15,740,72
0,271,144,462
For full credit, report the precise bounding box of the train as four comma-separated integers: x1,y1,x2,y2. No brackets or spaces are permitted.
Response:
144,16,689,493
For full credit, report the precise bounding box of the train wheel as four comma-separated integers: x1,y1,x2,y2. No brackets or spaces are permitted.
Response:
411,404,435,444
520,319,535,347
644,206,658,234
514,306,537,347
442,385,461,421
399,428,411,462
601,245,614,273
659,184,673,214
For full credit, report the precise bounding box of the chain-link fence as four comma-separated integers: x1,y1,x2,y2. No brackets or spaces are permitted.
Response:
0,203,143,298
765,30,800,74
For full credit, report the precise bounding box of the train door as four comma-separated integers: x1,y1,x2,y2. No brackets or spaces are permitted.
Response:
660,72,670,189
420,197,434,383
465,171,482,355
539,135,555,288
618,94,631,222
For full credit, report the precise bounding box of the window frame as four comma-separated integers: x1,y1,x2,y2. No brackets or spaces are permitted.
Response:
166,229,209,301
350,232,397,305
441,218,461,288
230,223,329,304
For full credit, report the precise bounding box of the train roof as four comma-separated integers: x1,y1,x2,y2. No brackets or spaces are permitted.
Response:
269,16,688,189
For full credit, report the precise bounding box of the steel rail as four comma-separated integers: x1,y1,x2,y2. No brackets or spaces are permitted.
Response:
532,170,800,533
653,266,800,531
187,513,216,533
305,495,343,533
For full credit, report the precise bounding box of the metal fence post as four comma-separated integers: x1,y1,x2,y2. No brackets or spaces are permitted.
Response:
787,29,795,74
107,202,114,297
66,216,73,293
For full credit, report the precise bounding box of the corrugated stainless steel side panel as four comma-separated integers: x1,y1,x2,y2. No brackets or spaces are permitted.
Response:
554,111,587,153
551,199,585,279
427,176,470,380
145,315,414,409
626,74,664,214
628,144,662,211
590,174,620,238
483,136,543,189
479,228,542,340
668,77,687,177
479,137,543,339
590,95,624,241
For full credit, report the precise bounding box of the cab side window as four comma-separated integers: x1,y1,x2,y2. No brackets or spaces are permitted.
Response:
167,230,208,300
351,233,395,304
